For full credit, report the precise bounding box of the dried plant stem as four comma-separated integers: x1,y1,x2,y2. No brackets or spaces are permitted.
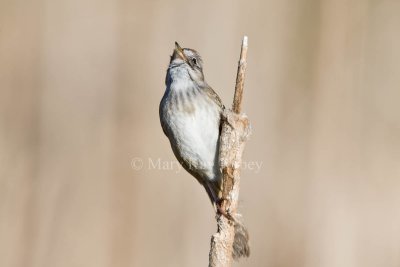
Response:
232,36,248,114
209,36,251,267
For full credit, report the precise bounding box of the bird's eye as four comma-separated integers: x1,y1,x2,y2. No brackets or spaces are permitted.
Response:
191,57,197,65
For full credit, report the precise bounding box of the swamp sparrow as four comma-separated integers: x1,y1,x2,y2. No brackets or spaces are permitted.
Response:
159,42,249,259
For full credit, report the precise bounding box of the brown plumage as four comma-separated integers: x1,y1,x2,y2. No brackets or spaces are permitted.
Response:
159,42,249,259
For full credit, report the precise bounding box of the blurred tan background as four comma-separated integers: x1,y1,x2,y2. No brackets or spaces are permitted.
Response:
1,0,400,266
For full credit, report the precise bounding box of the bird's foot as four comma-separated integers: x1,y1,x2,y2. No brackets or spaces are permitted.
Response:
216,197,235,222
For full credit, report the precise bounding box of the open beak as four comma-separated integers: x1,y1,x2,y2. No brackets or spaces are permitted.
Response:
174,42,188,61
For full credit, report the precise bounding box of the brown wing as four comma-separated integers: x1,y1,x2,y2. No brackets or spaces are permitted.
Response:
201,84,224,203
203,84,225,110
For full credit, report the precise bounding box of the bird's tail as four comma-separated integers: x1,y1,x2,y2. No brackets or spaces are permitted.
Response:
232,217,250,259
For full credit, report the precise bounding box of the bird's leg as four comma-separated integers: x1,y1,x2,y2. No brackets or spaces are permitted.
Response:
204,182,235,221
216,197,236,222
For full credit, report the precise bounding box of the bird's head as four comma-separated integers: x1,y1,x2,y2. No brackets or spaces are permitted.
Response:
167,42,204,83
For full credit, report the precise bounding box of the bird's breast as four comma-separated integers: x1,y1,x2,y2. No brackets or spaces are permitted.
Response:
160,86,221,181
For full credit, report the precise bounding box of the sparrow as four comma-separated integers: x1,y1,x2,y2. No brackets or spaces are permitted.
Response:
159,42,249,259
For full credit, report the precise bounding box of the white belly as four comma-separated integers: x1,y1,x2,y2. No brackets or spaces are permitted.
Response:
162,94,221,181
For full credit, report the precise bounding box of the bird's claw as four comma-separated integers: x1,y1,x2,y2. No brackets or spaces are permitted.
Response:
216,197,235,221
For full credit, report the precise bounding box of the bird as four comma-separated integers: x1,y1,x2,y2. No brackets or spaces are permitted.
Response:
159,42,249,259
